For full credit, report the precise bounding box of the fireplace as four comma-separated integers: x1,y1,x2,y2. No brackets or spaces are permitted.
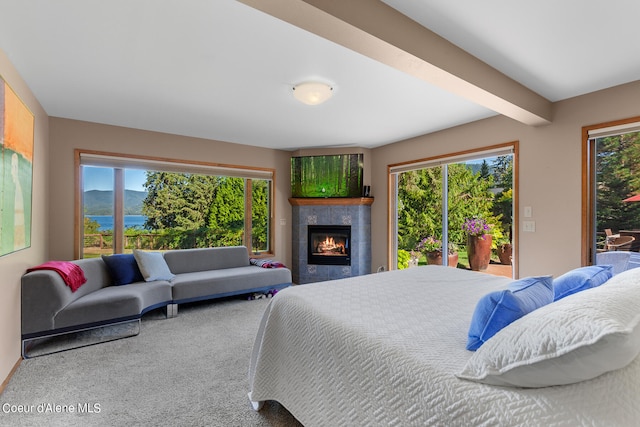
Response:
308,225,351,266
291,197,372,284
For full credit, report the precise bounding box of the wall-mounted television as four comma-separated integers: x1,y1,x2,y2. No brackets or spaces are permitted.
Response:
291,153,363,198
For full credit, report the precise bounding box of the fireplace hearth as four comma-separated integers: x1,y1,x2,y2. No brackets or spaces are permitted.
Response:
308,225,351,266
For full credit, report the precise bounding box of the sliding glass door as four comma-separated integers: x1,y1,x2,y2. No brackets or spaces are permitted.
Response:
584,122,640,269
391,145,515,278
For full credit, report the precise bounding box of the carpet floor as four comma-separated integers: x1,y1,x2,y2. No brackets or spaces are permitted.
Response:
1,297,303,427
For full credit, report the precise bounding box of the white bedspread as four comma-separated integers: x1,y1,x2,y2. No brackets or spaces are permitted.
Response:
248,266,640,426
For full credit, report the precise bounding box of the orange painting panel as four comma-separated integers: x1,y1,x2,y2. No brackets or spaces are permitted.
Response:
4,82,34,162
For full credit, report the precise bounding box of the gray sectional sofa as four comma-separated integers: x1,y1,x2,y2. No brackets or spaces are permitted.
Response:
21,246,291,357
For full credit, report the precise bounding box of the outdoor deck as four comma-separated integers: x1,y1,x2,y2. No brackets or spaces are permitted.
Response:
484,262,513,278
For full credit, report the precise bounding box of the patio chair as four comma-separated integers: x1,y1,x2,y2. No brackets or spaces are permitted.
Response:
604,229,635,251
606,235,635,251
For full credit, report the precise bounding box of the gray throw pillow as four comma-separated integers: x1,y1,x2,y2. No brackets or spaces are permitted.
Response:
133,249,175,282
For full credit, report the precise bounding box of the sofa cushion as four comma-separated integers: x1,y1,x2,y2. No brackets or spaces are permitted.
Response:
102,254,144,286
170,266,291,303
163,246,250,274
53,281,173,330
133,250,176,282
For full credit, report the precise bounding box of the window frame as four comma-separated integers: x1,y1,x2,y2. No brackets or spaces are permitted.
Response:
74,149,275,258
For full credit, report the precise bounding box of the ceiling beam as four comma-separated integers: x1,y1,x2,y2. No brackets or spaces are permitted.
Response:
238,0,552,126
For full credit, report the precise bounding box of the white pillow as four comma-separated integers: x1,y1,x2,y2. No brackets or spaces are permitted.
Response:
457,268,640,388
133,250,175,282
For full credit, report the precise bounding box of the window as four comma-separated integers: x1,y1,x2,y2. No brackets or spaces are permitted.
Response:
389,143,517,278
583,118,640,266
76,150,274,258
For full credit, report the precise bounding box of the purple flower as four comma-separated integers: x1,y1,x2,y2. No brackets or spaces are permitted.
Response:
462,217,491,237
415,236,442,253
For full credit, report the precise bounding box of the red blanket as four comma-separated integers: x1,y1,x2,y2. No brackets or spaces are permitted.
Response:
27,261,87,292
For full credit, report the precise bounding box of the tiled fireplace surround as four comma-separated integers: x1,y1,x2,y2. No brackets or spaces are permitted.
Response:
290,198,373,284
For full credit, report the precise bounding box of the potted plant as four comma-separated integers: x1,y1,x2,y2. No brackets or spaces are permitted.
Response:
416,236,458,267
445,242,459,267
462,216,492,271
492,227,512,265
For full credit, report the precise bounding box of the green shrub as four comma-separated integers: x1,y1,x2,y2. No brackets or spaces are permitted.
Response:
397,249,411,270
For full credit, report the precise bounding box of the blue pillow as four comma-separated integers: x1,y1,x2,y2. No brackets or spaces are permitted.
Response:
102,254,145,286
466,276,554,351
552,265,613,301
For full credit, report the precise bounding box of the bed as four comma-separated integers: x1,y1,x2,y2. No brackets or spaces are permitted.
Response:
248,266,640,426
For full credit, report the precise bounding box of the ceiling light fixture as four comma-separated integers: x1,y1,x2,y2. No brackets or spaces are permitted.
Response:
292,82,333,106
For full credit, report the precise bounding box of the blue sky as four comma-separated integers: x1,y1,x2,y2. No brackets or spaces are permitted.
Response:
83,167,147,192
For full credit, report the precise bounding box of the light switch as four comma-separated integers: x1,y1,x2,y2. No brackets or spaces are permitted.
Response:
279,219,287,226
522,220,536,232
524,206,532,218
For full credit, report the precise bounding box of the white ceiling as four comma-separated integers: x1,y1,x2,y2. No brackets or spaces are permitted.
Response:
0,0,639,151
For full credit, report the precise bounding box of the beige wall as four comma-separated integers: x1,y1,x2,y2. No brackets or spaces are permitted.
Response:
48,118,293,264
370,80,640,278
0,49,49,385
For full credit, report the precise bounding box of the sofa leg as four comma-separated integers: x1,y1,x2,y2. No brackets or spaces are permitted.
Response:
166,303,178,318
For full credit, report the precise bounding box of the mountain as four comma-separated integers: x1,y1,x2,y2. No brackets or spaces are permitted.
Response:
84,190,147,215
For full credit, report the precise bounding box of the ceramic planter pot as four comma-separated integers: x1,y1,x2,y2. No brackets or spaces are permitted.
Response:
497,243,512,265
426,251,459,267
467,234,492,271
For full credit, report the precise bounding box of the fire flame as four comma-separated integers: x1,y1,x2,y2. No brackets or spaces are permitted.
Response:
317,235,344,253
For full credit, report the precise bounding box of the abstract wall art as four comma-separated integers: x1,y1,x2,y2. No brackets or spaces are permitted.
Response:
0,75,34,256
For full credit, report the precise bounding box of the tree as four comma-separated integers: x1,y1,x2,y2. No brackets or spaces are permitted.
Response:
479,160,491,179
251,180,269,251
447,163,496,244
397,167,443,251
84,217,101,234
596,132,640,232
208,177,245,245
490,156,514,237
397,163,497,251
492,155,513,189
141,172,271,249
142,172,218,230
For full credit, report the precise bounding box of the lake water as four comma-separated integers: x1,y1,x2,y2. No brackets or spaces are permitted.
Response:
86,215,148,231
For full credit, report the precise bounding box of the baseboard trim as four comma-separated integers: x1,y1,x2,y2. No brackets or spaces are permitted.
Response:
0,358,22,395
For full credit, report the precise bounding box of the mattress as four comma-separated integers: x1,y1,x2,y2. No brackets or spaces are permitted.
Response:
248,266,640,426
